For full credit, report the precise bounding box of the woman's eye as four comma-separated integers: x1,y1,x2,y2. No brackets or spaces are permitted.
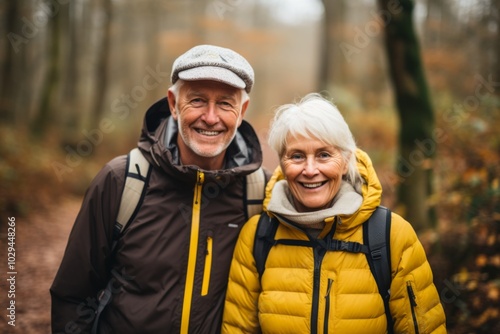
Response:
290,153,304,161
318,152,332,159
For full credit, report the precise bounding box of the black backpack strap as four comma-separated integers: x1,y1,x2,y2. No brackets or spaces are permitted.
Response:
363,206,393,333
253,213,373,281
277,238,369,254
253,213,279,279
253,214,322,280
322,239,369,254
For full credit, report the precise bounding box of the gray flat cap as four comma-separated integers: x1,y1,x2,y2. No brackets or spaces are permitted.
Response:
171,45,254,93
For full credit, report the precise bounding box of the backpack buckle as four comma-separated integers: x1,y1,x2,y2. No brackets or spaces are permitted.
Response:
350,242,362,253
344,241,363,253
371,249,382,260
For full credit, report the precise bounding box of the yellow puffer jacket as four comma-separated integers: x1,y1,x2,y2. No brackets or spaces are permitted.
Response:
222,149,446,333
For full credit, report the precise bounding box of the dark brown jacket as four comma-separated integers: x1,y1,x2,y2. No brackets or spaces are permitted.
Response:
50,98,265,333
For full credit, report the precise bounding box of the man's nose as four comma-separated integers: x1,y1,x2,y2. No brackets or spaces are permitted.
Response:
201,102,219,125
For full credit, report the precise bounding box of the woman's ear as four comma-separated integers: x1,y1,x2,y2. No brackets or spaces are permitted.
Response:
343,152,351,175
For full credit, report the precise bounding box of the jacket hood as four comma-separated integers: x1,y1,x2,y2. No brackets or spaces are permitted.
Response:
263,148,382,230
137,97,263,181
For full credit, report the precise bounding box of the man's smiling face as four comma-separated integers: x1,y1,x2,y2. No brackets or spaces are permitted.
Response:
168,80,248,169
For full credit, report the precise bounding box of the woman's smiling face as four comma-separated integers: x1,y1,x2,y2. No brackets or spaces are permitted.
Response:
281,134,348,212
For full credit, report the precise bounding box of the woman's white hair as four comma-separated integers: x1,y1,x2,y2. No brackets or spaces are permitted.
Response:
268,93,363,192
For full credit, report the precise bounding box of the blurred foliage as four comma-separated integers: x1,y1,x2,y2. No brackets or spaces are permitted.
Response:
0,124,136,217
341,47,500,331
0,126,61,216
431,91,500,332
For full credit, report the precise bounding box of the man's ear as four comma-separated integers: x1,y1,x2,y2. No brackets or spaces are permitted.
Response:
238,99,250,126
167,90,177,120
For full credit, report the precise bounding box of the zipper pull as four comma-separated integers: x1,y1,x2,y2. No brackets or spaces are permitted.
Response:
206,231,213,255
195,171,204,205
325,279,334,298
407,281,417,307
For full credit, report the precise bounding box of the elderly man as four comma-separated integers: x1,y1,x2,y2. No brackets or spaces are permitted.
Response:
50,45,268,334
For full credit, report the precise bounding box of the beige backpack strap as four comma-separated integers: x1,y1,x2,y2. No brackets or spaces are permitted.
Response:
114,148,151,236
97,149,151,334
245,167,266,219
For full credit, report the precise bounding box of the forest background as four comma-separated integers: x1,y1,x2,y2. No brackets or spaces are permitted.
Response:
0,0,499,333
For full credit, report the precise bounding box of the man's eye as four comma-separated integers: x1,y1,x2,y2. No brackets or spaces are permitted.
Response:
191,98,205,106
218,101,233,110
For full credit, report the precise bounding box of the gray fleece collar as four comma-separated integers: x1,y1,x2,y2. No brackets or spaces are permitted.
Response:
163,116,251,168
267,180,363,228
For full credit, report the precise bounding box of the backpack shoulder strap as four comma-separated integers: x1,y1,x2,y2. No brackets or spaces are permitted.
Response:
113,148,152,245
244,167,267,219
363,205,393,332
95,148,152,334
253,212,279,280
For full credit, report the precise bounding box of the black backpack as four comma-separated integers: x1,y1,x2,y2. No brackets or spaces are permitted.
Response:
253,206,394,332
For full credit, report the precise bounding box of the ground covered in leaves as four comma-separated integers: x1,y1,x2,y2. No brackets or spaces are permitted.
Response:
0,197,80,333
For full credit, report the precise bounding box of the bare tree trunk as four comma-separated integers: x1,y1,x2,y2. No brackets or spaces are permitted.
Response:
0,0,20,123
319,0,346,91
61,0,81,142
90,0,112,129
31,0,62,138
318,0,332,92
493,0,500,90
378,0,436,231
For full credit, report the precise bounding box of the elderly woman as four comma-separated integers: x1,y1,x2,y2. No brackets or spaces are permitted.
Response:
222,93,446,333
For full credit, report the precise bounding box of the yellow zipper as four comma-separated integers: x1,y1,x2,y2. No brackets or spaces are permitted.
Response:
180,171,204,334
201,233,213,296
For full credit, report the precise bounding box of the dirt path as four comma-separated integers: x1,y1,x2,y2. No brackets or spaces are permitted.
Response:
1,196,82,334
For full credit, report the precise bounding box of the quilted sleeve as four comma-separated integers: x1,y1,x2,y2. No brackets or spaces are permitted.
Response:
222,215,262,334
389,213,447,334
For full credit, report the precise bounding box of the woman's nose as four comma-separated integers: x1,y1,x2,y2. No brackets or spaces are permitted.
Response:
302,157,318,176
